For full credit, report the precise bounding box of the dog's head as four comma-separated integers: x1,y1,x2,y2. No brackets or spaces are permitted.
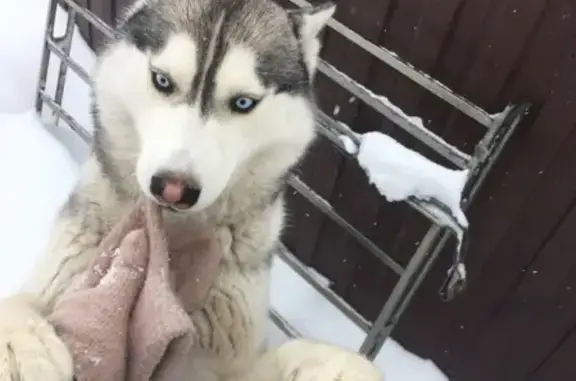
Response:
92,0,335,212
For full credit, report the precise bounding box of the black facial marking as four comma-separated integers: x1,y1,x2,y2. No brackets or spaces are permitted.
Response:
187,2,229,105
118,6,171,52
198,21,227,116
257,52,310,95
194,1,248,116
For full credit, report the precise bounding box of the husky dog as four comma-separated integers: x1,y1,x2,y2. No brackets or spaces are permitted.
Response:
0,0,360,380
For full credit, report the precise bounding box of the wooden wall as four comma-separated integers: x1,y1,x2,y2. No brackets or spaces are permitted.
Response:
74,0,576,379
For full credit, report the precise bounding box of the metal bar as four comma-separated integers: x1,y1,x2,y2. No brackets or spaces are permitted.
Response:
269,308,300,338
60,0,116,39
278,245,372,332
53,8,77,103
384,108,530,338
47,38,91,83
316,111,359,154
364,227,454,360
315,118,352,155
52,8,78,125
463,104,530,205
318,61,471,168
358,225,444,358
39,91,92,143
317,111,358,141
357,147,484,357
287,175,404,276
288,0,494,129
480,105,515,151
284,103,526,354
316,111,470,230
35,0,59,114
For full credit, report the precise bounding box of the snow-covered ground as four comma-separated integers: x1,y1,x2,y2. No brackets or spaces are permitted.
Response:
0,1,449,380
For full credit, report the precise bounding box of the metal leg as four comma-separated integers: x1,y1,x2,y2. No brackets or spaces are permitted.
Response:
52,7,77,126
269,308,301,339
35,0,59,114
358,225,445,359
470,106,530,202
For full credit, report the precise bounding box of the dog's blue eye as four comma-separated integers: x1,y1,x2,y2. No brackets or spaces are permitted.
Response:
151,71,174,94
230,96,259,113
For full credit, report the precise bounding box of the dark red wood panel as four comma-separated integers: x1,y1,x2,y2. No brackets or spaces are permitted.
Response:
438,114,576,379
393,0,576,364
428,10,576,371
479,193,576,380
87,0,113,50
528,316,576,381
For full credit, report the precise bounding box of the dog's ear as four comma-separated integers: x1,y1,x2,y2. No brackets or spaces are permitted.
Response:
288,2,336,75
289,2,336,41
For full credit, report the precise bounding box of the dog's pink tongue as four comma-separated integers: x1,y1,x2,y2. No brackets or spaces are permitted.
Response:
162,181,183,204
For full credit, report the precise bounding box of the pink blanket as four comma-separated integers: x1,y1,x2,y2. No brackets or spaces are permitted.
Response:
48,200,223,381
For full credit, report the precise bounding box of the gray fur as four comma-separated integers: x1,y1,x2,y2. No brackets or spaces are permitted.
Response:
91,100,134,200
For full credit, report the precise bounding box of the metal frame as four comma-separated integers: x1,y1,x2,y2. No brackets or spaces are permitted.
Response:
36,0,530,362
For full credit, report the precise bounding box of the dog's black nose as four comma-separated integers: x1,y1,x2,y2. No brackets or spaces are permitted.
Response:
149,172,201,209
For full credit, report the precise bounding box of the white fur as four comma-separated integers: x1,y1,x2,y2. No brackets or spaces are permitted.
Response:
0,295,73,381
0,2,373,381
297,4,336,76
238,339,384,381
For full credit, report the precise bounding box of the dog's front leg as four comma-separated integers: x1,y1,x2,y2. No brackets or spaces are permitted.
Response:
233,339,385,381
188,270,271,381
187,223,272,381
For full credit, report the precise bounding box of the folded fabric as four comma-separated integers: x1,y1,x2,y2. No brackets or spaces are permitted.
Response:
48,199,224,381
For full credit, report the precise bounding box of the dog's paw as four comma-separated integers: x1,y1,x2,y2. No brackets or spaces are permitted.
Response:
0,295,73,381
245,339,384,381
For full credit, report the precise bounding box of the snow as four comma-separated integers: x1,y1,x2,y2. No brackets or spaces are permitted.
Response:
341,130,470,271
341,130,471,302
0,1,449,380
351,131,468,230
323,61,424,136
0,0,95,125
0,110,78,297
270,259,449,381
